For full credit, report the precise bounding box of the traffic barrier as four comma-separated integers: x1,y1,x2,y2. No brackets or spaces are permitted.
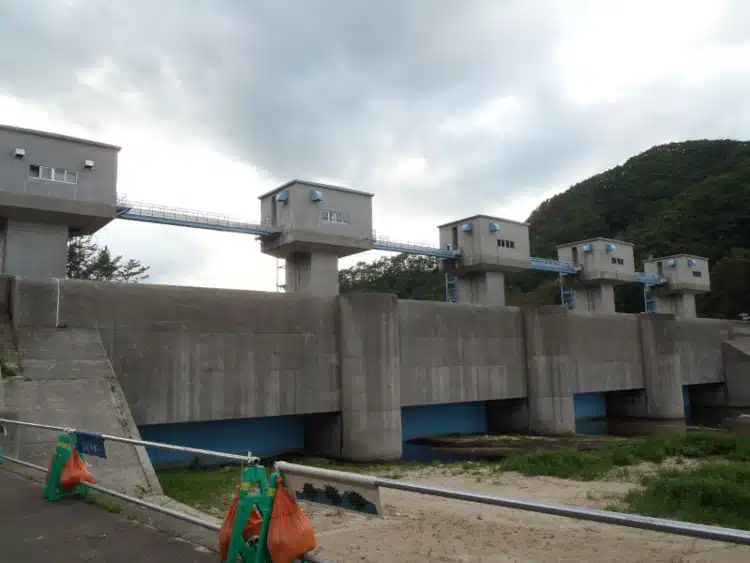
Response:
0,418,331,563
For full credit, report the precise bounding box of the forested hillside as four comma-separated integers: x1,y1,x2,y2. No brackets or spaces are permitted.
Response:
339,140,750,319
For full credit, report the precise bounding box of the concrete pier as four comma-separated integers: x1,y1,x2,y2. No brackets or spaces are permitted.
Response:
653,293,697,318
284,251,339,296
338,293,403,461
607,313,686,435
523,306,576,435
572,283,616,314
457,271,506,307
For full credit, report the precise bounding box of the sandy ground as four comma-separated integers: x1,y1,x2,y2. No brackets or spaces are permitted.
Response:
296,464,750,563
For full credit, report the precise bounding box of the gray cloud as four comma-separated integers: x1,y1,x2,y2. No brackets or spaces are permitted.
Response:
1,0,750,283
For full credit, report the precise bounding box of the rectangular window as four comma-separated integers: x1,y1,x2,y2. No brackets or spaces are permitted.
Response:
28,164,78,184
692,271,702,277
611,257,624,265
322,210,350,224
497,239,515,249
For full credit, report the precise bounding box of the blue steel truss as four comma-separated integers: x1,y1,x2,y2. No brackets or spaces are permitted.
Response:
372,234,458,259
635,271,665,286
530,257,579,274
115,199,278,237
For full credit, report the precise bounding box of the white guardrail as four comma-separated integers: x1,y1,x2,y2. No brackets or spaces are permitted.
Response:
0,418,331,563
2,418,750,552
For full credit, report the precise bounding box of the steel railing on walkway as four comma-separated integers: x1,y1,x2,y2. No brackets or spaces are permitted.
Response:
0,418,332,563
2,417,750,552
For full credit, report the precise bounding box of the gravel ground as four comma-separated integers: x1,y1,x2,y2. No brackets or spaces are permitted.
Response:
298,465,750,563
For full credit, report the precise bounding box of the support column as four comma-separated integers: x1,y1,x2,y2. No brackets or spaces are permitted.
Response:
572,283,615,314
4,220,67,278
654,293,697,318
457,271,506,306
639,313,685,422
523,306,576,435
338,293,402,461
284,251,339,296
608,314,686,435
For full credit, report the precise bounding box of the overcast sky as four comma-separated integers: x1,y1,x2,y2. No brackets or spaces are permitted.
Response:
1,1,749,291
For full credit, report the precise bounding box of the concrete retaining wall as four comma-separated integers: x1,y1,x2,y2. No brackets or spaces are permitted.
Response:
13,278,340,424
8,277,750,461
398,300,526,407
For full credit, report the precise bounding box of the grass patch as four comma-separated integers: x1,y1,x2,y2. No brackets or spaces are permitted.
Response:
620,462,750,530
500,432,750,480
158,466,242,512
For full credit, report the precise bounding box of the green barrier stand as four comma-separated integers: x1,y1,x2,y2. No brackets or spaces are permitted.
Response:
43,432,92,502
224,465,277,563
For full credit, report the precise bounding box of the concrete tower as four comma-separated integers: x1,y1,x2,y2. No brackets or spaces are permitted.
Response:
557,238,636,314
643,254,710,317
0,124,119,278
258,180,374,296
438,215,532,306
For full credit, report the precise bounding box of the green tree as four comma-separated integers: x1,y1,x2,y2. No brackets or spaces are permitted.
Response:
339,254,445,300
697,247,750,319
67,235,150,282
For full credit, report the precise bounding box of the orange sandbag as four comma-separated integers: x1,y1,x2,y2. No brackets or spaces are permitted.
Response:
59,448,96,489
219,487,263,561
267,477,316,563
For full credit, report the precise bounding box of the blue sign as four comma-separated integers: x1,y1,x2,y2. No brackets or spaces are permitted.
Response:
75,431,108,459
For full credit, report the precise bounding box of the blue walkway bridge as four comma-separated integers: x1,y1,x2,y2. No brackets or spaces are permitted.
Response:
114,198,664,307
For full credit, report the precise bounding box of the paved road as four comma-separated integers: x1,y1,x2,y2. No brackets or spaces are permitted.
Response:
0,469,216,562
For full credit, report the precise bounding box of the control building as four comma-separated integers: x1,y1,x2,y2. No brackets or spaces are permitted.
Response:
556,237,636,313
643,254,710,317
0,124,119,278
438,215,532,306
258,180,374,296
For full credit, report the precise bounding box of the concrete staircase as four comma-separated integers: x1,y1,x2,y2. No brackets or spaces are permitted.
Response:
3,324,162,497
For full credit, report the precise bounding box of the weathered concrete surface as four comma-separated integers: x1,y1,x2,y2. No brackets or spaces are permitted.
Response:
523,307,576,435
285,251,340,296
0,470,215,563
4,324,161,497
399,300,526,407
339,293,402,461
9,275,750,454
13,278,339,424
572,283,616,314
625,314,685,424
675,318,732,385
568,312,644,393
456,271,507,307
724,338,750,408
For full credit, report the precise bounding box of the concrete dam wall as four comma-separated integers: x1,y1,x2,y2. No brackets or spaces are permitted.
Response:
9,277,750,464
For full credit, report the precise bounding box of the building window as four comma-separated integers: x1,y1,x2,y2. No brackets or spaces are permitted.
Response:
611,257,624,265
29,164,78,184
497,239,515,249
322,210,349,224
692,271,702,278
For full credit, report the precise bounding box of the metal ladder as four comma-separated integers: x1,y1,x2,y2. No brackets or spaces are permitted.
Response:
445,275,458,303
644,286,656,313
560,286,575,310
